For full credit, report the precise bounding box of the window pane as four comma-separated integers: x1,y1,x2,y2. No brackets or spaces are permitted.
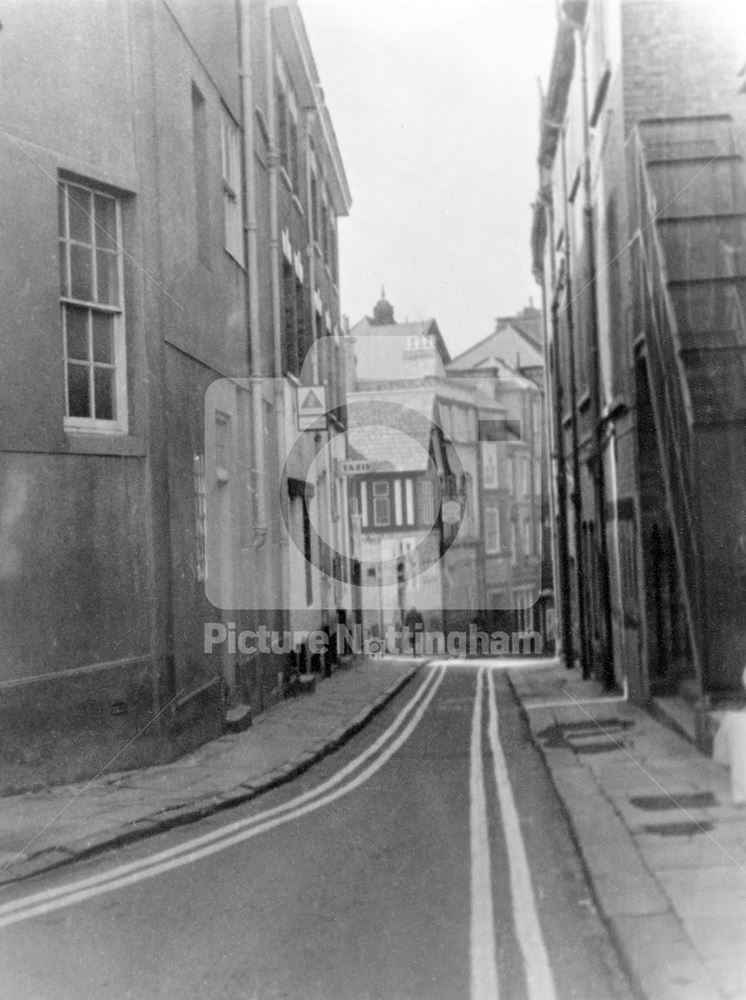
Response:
418,480,435,525
65,305,89,360
68,186,92,244
58,241,68,296
94,366,115,420
373,497,390,526
96,249,119,305
67,363,91,417
70,244,94,300
94,194,117,250
92,312,114,363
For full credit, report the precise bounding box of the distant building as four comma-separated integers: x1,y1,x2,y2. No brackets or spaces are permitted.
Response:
448,329,550,642
451,304,544,372
532,0,746,744
346,390,462,640
351,292,452,381
347,293,547,642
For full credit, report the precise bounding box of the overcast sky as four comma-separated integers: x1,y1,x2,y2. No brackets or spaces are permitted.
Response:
301,0,558,358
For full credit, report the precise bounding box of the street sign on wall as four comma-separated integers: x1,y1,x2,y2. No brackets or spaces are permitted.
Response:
340,459,376,475
296,385,327,431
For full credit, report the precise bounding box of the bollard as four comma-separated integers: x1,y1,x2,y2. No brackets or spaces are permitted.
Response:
712,665,746,804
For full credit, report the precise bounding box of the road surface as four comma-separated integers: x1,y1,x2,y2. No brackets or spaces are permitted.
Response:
0,661,635,1000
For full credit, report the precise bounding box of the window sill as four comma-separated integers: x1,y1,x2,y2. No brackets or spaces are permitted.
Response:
63,431,146,457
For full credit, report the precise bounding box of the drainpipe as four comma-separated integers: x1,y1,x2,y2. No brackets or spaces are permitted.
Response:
550,290,575,668
238,0,267,549
303,106,319,383
264,2,284,381
558,124,591,677
562,3,615,688
263,0,289,634
535,183,574,668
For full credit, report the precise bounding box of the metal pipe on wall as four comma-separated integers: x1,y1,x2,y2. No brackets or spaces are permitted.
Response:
562,2,616,687
238,0,268,551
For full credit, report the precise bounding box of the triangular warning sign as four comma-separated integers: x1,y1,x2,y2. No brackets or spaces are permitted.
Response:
301,389,323,410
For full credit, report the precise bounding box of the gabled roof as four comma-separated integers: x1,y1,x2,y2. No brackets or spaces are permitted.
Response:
350,316,451,364
499,313,543,352
448,314,543,371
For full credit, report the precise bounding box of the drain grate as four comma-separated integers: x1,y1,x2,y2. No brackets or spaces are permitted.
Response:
537,718,633,753
573,740,624,755
630,791,718,811
537,718,634,738
643,820,713,837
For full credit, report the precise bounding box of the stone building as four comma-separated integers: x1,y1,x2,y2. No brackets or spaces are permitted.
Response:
0,0,351,789
532,0,746,744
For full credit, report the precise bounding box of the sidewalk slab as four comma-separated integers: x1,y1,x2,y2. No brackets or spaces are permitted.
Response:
0,657,422,888
509,661,746,1000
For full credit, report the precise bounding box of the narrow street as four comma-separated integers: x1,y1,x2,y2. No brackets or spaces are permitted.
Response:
0,664,634,1000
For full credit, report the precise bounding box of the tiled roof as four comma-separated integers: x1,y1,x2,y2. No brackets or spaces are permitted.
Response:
347,391,436,471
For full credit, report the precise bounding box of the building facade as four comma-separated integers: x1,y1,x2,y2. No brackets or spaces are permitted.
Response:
346,294,546,646
532,0,746,743
448,308,551,644
0,0,351,790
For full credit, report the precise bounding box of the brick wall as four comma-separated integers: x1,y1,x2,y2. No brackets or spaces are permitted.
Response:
622,1,746,136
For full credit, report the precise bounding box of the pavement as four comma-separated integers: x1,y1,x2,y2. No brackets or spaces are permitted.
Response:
508,660,746,1000
0,656,420,889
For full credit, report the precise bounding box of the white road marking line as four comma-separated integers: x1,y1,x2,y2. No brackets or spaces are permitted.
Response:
0,664,443,917
486,669,556,1000
0,665,444,918
0,666,446,928
428,658,558,672
470,668,500,1000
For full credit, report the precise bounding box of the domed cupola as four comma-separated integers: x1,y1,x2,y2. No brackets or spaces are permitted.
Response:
372,287,395,326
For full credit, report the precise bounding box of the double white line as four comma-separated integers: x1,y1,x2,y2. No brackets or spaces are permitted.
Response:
0,665,447,930
469,667,557,1000
2,663,559,1000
